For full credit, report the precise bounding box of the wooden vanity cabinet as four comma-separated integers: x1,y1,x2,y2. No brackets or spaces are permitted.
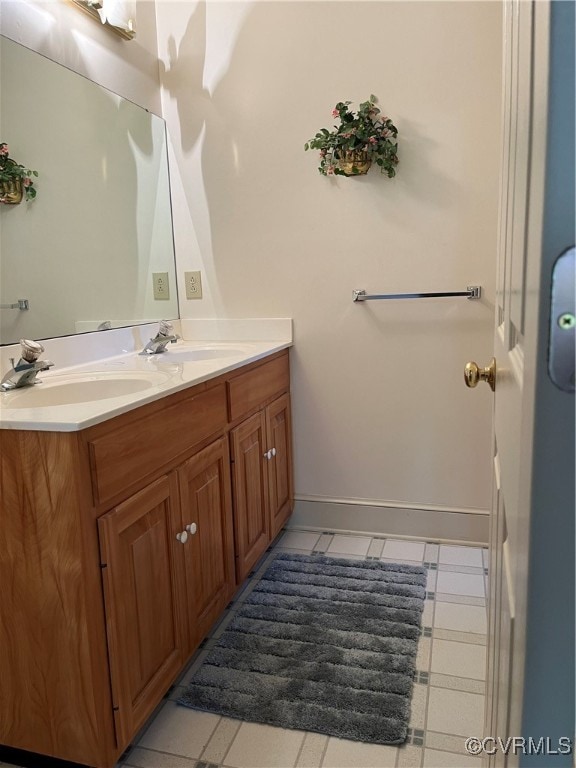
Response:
228,355,294,582
230,411,271,582
266,392,293,541
98,436,237,747
177,437,236,653
0,429,120,768
98,473,186,748
0,349,293,768
230,396,294,582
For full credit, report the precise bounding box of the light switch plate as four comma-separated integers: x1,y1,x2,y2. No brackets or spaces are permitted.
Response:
152,272,170,300
185,271,203,300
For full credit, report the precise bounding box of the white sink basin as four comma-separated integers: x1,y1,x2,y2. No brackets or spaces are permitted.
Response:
150,343,253,363
2,370,171,408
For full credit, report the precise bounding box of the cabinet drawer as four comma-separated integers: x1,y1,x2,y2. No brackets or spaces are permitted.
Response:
88,384,227,506
227,353,289,422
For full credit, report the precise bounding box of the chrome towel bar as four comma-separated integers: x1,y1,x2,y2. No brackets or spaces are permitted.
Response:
0,299,29,310
352,286,481,302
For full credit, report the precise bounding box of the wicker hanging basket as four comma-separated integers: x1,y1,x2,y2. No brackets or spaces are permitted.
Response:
0,179,24,204
336,150,372,176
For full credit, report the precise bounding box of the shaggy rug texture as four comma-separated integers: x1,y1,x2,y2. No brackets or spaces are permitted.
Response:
179,552,427,744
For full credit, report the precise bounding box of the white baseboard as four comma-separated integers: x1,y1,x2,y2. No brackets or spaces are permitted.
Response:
288,497,489,546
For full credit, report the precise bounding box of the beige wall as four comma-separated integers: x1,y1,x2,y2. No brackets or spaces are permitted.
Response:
1,0,503,536
156,1,502,528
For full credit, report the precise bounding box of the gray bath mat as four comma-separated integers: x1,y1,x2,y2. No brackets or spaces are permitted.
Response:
179,552,426,744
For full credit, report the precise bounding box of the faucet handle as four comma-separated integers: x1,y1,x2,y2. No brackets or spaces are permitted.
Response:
158,320,174,337
20,339,45,363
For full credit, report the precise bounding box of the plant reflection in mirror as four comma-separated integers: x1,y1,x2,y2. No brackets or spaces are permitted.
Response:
0,143,38,202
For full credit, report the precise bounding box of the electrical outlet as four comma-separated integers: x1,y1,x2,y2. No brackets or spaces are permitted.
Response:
152,272,170,300
185,270,203,300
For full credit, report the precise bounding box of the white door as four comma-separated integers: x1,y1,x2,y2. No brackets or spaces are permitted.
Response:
467,1,575,764
485,0,539,756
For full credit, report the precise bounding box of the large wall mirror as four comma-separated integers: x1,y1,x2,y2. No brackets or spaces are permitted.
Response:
0,36,178,346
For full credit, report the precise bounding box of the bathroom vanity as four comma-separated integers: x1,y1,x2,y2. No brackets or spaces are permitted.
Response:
1,32,293,768
0,345,293,768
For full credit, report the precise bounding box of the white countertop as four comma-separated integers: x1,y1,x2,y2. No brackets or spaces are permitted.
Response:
0,331,292,432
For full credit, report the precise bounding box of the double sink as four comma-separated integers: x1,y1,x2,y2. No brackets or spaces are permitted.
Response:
4,343,245,409
0,340,290,430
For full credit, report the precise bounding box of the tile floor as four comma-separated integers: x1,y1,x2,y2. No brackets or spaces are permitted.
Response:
1,529,489,768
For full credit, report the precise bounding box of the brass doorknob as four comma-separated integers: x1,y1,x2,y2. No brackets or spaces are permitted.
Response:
464,358,496,391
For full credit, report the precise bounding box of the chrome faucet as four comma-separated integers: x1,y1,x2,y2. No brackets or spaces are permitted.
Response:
140,320,180,355
1,339,54,391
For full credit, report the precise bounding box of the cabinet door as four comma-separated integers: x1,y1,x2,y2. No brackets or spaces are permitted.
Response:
266,393,294,540
230,411,270,583
98,475,185,749
178,438,236,653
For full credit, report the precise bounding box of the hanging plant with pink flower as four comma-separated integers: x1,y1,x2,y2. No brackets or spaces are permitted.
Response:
0,143,38,202
304,95,399,177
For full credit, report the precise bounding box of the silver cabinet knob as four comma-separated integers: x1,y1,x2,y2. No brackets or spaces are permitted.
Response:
185,522,197,535
176,530,188,544
271,447,277,457
264,450,272,460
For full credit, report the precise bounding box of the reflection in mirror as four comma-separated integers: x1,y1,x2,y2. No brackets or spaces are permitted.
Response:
0,36,178,346
69,0,137,41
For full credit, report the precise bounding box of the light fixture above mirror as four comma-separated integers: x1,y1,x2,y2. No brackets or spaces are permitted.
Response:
69,0,136,40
